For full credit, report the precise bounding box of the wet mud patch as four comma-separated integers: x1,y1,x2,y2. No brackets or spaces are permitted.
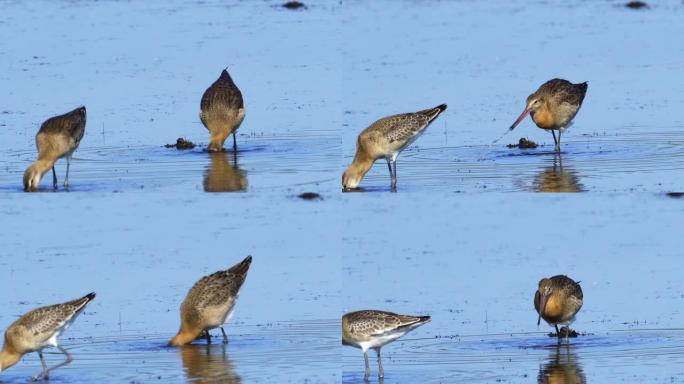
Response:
625,1,649,10
297,191,322,200
164,137,196,150
506,137,538,149
282,1,306,10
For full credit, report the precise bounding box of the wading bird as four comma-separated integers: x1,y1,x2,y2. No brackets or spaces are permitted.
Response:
535,275,583,341
200,69,245,152
23,106,87,191
342,310,430,380
0,292,96,381
170,256,252,346
342,104,447,191
510,79,587,152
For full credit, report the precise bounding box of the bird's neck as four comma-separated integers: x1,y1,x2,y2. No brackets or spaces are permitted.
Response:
346,150,375,181
31,158,56,175
531,104,555,129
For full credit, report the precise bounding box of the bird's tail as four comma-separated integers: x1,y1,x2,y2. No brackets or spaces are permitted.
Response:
70,292,96,311
429,104,447,121
228,255,252,275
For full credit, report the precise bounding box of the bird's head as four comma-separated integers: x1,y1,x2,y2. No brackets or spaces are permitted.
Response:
342,168,362,191
525,94,545,114
23,164,44,192
536,278,553,325
509,93,545,131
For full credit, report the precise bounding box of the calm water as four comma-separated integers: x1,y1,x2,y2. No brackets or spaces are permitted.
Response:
1,0,683,383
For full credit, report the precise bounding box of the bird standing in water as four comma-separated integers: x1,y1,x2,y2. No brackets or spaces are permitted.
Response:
509,79,587,152
23,106,87,191
342,104,447,191
0,292,96,381
535,275,583,342
200,69,245,152
342,310,430,380
169,256,252,346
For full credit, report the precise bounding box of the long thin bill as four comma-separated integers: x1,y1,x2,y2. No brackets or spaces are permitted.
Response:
509,109,530,131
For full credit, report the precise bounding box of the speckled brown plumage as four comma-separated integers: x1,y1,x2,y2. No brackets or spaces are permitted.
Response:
200,69,245,152
0,292,95,380
342,104,447,190
23,106,87,191
170,256,252,346
510,79,587,152
342,310,430,380
535,275,583,339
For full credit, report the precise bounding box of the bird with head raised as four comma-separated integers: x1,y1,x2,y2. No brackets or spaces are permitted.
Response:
23,106,87,191
342,309,430,380
200,69,245,152
342,104,447,191
535,275,583,341
510,79,587,152
169,256,252,346
0,292,95,380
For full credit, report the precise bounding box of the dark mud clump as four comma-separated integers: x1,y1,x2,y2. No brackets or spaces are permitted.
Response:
507,138,538,149
666,192,684,198
165,138,196,150
625,1,648,9
548,327,579,338
283,1,306,10
298,192,322,200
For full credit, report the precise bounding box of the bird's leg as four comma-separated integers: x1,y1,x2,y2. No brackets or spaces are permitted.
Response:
221,327,228,344
64,155,71,188
31,350,49,381
206,331,212,344
52,166,58,189
364,350,370,381
44,346,73,378
556,130,562,152
390,159,397,191
555,324,561,338
232,132,237,150
551,130,558,148
376,348,384,379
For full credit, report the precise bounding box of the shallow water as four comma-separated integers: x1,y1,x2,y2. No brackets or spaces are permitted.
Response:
341,194,684,382
1,0,684,383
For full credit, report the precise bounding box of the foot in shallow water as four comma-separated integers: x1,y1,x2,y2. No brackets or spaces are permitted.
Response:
548,326,579,338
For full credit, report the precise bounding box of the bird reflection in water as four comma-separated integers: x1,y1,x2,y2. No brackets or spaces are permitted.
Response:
180,344,241,384
534,155,583,192
538,345,587,384
203,151,248,192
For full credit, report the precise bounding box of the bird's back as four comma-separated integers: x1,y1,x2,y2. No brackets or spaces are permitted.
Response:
181,256,252,321
550,275,583,301
539,79,588,107
38,106,87,144
5,293,95,351
360,104,447,157
342,310,430,344
201,70,244,114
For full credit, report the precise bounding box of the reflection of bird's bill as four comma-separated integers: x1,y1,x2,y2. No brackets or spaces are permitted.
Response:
510,108,530,131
